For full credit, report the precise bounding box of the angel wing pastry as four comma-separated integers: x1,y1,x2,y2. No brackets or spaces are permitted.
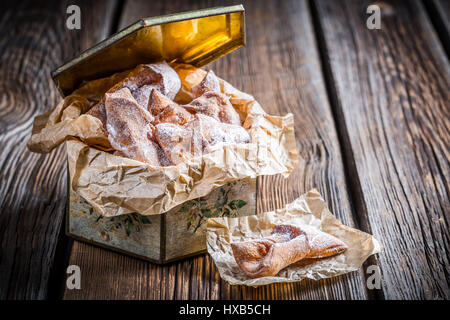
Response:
83,63,251,168
231,224,348,278
87,62,181,127
148,89,193,125
104,87,164,166
184,70,242,126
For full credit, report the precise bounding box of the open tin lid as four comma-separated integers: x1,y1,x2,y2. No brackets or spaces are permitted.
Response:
52,5,245,96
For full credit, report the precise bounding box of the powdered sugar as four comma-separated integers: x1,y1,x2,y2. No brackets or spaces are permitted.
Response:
192,70,221,97
105,88,161,165
86,62,181,128
86,63,250,167
230,224,348,278
185,91,241,126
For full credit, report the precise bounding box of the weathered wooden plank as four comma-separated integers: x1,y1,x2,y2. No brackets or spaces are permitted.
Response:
314,0,450,299
0,0,118,299
63,0,369,299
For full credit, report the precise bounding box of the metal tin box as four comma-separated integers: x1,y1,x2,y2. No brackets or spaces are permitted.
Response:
56,5,257,263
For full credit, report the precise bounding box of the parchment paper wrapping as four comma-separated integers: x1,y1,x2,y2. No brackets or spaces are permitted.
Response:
207,189,382,286
27,64,298,217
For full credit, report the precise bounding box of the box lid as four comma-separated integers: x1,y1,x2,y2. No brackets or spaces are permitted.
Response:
52,5,245,96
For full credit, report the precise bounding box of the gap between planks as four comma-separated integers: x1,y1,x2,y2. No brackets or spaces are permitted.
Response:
313,0,450,299
308,0,384,300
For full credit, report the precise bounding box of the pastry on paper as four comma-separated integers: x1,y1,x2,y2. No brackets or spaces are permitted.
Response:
231,224,348,278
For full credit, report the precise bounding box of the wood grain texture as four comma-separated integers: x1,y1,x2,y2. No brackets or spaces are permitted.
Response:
63,0,369,300
0,0,117,299
314,0,450,299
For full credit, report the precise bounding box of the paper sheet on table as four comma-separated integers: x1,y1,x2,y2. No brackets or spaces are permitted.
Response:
27,64,298,217
207,189,382,286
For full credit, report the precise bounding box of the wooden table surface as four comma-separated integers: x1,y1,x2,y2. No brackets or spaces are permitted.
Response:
0,0,448,300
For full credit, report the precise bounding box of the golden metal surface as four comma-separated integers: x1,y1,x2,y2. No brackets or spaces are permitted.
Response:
53,5,245,96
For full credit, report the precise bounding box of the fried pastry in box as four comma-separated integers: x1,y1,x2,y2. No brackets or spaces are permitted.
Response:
148,89,193,125
154,122,202,165
87,62,181,127
185,92,241,126
154,113,250,165
89,62,250,168
191,70,221,97
194,114,250,152
184,70,241,126
105,87,165,166
146,69,249,164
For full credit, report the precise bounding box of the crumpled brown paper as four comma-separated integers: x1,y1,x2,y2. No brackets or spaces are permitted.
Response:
28,70,132,153
206,189,382,286
28,64,298,217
